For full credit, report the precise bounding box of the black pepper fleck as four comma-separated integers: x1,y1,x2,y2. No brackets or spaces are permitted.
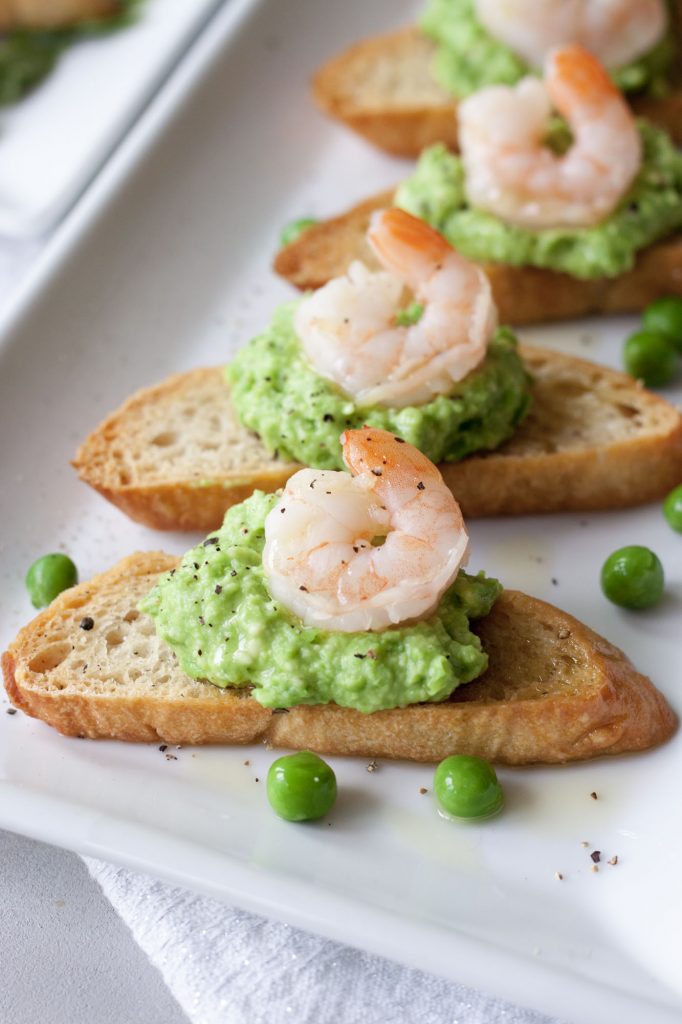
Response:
416,481,425,491
590,850,601,863
158,744,168,752
6,708,17,715
215,585,222,595
80,617,94,631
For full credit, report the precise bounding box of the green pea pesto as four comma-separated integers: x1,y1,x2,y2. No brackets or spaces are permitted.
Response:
0,0,140,106
140,492,502,714
396,123,682,280
227,301,531,470
420,0,676,100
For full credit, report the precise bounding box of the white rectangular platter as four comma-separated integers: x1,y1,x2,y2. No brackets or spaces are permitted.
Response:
0,0,224,237
0,2,681,1022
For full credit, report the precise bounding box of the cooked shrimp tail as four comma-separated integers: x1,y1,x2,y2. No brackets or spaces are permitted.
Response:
459,45,641,229
474,0,667,71
262,428,469,633
294,208,495,408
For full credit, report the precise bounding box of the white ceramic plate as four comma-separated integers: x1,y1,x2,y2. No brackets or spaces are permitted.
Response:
0,0,224,238
0,2,681,1022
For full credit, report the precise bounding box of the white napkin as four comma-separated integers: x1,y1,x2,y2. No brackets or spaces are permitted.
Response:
86,858,564,1024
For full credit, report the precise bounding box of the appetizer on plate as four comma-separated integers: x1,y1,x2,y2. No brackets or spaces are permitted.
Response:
0,0,134,105
74,208,682,531
313,0,682,155
278,47,682,325
4,429,676,764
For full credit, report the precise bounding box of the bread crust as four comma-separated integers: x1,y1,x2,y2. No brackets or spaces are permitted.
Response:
273,189,682,324
3,553,675,764
312,25,682,156
0,0,118,28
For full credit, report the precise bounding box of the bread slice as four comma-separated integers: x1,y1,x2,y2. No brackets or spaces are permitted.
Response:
3,552,675,764
72,347,682,530
273,189,682,325
72,368,299,531
0,0,119,29
312,25,682,156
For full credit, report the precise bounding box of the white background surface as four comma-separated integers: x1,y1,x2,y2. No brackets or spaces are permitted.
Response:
0,1,680,1022
0,831,189,1024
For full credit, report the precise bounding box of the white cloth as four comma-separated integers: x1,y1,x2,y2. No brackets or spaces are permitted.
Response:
86,858,564,1024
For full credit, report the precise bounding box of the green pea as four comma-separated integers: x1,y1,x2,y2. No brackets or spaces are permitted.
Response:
600,546,664,609
433,755,503,821
394,301,424,327
266,750,337,821
663,484,682,532
642,297,682,354
25,553,78,608
623,330,678,387
280,217,318,247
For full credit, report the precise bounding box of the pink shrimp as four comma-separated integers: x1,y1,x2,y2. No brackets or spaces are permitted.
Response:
262,427,469,632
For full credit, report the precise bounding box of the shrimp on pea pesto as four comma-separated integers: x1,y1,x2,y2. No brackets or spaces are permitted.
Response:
294,208,496,408
262,428,469,633
458,45,642,230
474,0,667,71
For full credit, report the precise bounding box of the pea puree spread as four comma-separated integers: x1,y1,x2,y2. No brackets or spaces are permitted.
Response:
420,0,675,99
227,301,530,470
396,123,682,280
140,492,502,714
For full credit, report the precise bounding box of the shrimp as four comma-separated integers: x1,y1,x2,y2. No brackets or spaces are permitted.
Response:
262,428,469,633
474,0,667,71
294,208,496,408
458,45,641,229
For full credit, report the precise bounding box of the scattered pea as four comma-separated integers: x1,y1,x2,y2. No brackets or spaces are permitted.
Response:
433,754,503,821
600,545,664,609
663,484,682,533
623,330,678,387
642,297,682,354
266,750,337,821
25,553,78,609
280,217,318,247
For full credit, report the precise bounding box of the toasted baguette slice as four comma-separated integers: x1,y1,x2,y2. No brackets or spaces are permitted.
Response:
274,189,682,324
72,348,682,530
0,0,118,29
72,368,299,531
3,552,675,764
313,25,682,156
